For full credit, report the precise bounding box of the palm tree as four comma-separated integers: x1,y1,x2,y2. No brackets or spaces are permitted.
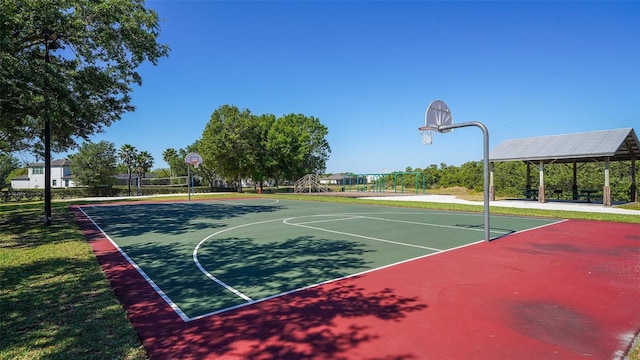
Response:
135,151,154,195
118,144,137,196
162,148,178,177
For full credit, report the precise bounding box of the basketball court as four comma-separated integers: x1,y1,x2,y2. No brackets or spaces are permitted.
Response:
71,197,640,359
69,100,639,358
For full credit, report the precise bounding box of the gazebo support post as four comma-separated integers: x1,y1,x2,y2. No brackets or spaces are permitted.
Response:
632,157,637,203
525,163,531,198
538,161,545,203
572,161,578,200
603,157,611,206
489,162,495,201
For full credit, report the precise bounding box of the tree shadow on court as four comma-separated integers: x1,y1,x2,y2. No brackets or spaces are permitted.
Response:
201,235,375,288
117,234,380,317
73,203,439,358
178,281,428,359
92,229,429,359
80,202,281,237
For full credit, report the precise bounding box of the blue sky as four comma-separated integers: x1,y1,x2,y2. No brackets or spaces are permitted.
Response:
58,1,639,174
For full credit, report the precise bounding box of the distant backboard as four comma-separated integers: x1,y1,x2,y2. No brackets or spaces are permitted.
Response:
185,152,203,168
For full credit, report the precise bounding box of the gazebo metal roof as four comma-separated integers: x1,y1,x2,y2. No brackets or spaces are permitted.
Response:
489,128,639,164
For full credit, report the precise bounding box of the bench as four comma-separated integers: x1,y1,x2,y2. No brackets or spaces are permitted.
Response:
553,189,563,199
523,188,538,200
578,189,599,203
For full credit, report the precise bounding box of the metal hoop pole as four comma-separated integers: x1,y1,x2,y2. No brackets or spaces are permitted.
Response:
439,121,490,242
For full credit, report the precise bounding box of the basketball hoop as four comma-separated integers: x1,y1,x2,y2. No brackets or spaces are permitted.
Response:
185,152,203,168
418,99,492,242
425,100,453,133
418,126,433,145
184,152,203,202
418,100,454,146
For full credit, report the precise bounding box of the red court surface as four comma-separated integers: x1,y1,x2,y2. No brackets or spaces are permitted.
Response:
72,207,640,359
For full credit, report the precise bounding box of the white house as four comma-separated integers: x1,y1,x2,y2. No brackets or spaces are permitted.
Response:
320,173,346,185
11,159,76,189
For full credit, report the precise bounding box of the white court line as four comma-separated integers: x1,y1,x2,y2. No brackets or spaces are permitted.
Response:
283,215,444,252
193,213,445,309
293,214,502,233
356,215,511,235
293,215,365,225
195,210,514,305
77,207,191,322
192,219,294,303
189,237,486,322
86,203,565,322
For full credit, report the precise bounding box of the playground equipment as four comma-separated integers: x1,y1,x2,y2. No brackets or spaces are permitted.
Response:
294,174,328,193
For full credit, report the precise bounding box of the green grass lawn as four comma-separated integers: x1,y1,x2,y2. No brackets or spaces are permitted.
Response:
0,201,147,360
1,193,638,359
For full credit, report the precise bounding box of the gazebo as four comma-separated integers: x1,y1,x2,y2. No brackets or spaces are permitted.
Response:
489,128,639,206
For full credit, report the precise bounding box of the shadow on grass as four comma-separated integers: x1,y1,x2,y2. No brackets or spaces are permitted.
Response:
0,203,82,249
1,203,145,359
0,252,145,359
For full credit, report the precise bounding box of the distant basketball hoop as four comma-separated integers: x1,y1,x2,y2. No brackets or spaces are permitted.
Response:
185,152,203,168
184,152,203,201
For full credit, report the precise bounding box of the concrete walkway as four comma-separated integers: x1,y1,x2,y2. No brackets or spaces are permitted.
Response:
365,194,640,216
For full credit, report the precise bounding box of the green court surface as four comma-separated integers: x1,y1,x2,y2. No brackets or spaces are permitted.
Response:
79,198,559,321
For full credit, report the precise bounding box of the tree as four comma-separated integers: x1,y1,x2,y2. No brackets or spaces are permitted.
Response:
0,153,20,189
491,161,526,196
153,168,171,178
199,105,253,192
174,147,189,176
162,148,179,177
118,144,137,196
5,167,27,189
458,161,483,191
134,150,153,194
422,164,440,188
298,114,331,177
0,0,169,154
69,141,117,188
135,151,154,177
191,140,219,189
267,113,331,183
199,105,331,192
246,113,276,191
437,163,461,188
